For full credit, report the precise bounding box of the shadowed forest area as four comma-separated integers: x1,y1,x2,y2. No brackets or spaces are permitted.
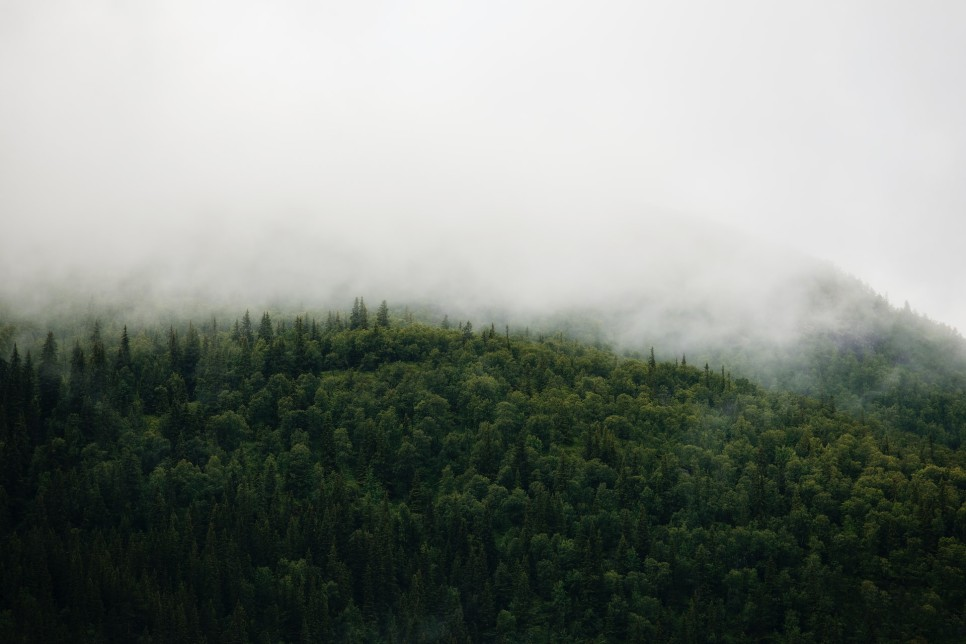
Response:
1,300,965,642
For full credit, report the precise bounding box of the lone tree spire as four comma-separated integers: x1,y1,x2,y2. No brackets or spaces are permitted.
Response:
375,300,390,329
350,297,369,330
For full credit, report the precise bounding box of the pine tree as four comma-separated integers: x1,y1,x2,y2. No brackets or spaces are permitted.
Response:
168,327,182,373
241,310,255,346
293,316,308,372
375,301,390,329
183,323,201,397
89,322,107,402
115,326,131,370
350,298,369,330
258,313,274,342
39,332,60,416
68,342,87,411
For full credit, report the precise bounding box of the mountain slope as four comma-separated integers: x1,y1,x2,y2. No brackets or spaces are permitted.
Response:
1,305,965,641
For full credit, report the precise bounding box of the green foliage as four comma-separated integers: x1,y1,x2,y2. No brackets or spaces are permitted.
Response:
0,302,965,642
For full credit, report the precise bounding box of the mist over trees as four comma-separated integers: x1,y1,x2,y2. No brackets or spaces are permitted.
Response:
3,2,965,638
1,298,965,641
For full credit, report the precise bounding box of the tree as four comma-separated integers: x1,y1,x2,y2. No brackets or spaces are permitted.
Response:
350,298,369,331
375,301,390,329
38,332,60,416
89,322,108,401
68,342,87,410
115,326,131,370
183,323,201,397
168,327,182,374
258,313,274,342
241,310,255,346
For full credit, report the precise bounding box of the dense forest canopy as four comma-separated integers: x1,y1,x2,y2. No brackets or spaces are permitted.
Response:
1,298,965,642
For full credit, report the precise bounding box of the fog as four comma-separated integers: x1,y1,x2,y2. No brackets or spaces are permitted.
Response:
2,1,965,341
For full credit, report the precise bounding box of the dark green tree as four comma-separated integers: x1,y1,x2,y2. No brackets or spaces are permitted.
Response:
241,310,255,346
259,313,274,342
350,298,369,331
38,332,60,416
375,301,390,329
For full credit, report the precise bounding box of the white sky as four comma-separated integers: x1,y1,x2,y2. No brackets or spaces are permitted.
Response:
2,1,965,330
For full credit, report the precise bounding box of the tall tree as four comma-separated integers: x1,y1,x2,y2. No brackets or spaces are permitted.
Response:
375,301,390,329
89,322,107,402
350,298,369,331
115,326,131,371
241,310,254,346
258,313,274,342
38,332,60,416
68,342,87,411
183,323,201,397
168,327,182,373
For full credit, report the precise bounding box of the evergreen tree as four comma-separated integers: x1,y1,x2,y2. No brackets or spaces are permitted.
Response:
258,313,274,342
38,332,60,416
350,298,369,331
168,327,182,373
89,322,108,401
67,342,87,410
241,310,255,346
375,301,390,329
115,326,131,371
183,322,201,397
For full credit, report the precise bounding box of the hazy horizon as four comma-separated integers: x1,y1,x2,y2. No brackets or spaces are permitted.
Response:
3,1,965,332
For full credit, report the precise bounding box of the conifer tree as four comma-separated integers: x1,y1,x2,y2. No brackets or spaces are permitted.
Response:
115,326,131,370
68,342,87,410
292,316,308,372
375,300,390,329
89,322,107,401
6,345,24,418
167,327,182,373
258,313,274,342
241,310,255,346
39,332,60,416
183,323,201,397
350,297,369,330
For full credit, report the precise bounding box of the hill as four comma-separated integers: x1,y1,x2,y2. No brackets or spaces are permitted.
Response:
1,302,965,641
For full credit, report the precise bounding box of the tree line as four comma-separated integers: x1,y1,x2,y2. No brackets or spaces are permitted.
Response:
1,300,965,641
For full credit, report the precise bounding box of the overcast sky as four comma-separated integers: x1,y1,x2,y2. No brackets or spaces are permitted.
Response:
2,1,965,331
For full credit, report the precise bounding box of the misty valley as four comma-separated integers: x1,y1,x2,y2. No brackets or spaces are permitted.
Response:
1,288,966,643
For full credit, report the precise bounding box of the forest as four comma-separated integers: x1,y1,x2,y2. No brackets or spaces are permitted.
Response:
1,298,965,642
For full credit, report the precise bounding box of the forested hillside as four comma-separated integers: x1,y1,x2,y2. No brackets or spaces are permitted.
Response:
1,301,965,642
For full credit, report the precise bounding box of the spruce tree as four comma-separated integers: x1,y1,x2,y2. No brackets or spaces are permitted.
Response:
375,300,390,329
68,342,87,411
89,322,107,402
241,310,255,346
350,298,369,330
115,326,131,370
183,323,201,397
258,312,274,342
39,332,60,416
